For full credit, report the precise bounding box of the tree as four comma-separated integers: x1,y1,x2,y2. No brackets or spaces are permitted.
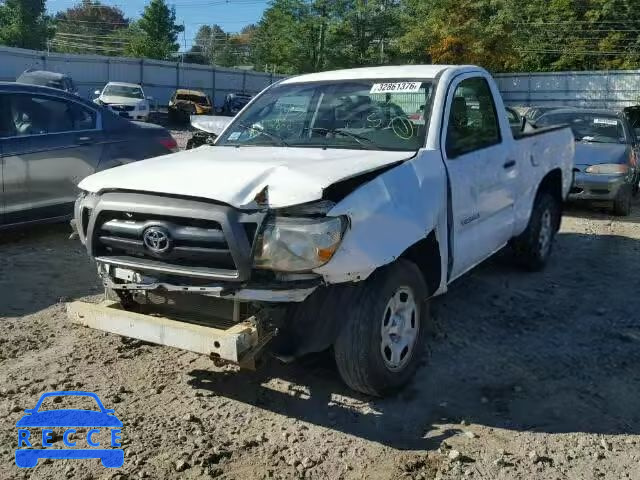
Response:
251,0,315,74
127,0,184,60
0,0,52,50
53,0,129,56
191,24,226,64
397,0,518,72
327,0,402,68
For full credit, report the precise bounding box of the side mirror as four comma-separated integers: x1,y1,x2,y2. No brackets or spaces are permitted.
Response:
94,90,101,96
147,96,154,101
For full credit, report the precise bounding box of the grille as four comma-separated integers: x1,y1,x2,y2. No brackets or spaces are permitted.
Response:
94,211,237,272
110,105,135,112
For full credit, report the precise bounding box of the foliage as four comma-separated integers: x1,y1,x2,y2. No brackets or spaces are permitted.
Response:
52,0,129,56
0,0,52,50
250,0,640,73
1,0,640,72
126,0,184,60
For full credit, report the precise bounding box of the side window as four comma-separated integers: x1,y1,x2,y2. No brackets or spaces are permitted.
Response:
69,102,97,130
0,95,15,137
8,94,96,137
446,77,501,157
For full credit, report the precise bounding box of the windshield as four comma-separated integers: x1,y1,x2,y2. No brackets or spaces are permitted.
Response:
217,80,433,151
177,93,209,105
537,112,626,144
103,85,144,99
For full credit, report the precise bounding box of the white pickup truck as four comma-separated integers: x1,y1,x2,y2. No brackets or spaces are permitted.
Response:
71,65,574,396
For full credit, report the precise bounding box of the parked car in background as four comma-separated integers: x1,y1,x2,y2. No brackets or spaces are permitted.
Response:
94,82,152,122
185,115,230,149
168,89,212,123
16,70,78,95
525,106,560,122
623,105,640,138
535,108,639,216
221,92,252,116
0,82,177,230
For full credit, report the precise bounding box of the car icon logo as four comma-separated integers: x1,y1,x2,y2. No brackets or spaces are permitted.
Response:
143,226,172,254
15,391,124,468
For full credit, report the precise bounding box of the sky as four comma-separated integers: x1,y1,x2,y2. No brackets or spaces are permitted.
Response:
47,0,269,50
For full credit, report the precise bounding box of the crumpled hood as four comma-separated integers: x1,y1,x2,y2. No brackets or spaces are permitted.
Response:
100,95,146,106
575,142,630,167
79,146,412,209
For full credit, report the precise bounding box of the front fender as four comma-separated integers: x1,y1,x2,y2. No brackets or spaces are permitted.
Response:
314,149,448,287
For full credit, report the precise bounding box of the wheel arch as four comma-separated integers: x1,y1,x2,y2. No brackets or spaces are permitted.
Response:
398,230,442,296
535,168,563,230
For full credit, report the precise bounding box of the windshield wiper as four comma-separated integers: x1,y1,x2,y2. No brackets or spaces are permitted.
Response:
236,123,290,146
310,127,381,150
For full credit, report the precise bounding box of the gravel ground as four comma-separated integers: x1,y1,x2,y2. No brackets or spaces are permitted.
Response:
1,187,640,479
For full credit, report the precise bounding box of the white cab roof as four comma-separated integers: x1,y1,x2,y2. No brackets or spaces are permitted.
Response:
281,65,477,84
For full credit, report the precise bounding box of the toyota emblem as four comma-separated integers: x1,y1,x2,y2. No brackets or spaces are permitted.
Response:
143,226,172,254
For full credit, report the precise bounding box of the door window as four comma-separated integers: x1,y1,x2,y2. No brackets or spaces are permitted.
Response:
6,94,96,137
446,77,501,157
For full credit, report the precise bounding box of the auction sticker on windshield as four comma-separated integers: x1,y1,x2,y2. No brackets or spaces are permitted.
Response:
370,82,422,93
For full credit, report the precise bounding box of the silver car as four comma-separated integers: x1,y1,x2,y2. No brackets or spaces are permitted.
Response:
0,82,178,230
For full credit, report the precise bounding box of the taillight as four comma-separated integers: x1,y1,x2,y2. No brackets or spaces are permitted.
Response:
158,136,178,152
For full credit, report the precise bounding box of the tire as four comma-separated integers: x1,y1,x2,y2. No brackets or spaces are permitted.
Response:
333,259,429,397
613,185,632,216
511,192,560,271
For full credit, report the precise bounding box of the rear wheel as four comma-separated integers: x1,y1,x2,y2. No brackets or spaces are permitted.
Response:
511,192,560,271
333,260,429,397
613,185,632,216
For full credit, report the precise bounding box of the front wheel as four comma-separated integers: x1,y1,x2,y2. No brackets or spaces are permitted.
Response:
333,260,429,397
511,192,560,271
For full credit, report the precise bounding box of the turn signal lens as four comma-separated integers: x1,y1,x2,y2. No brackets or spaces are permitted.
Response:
158,136,179,152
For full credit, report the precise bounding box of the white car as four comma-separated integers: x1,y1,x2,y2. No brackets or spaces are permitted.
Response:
94,82,151,122
74,65,574,396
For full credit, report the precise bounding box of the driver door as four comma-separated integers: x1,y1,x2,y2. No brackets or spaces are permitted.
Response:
442,74,516,280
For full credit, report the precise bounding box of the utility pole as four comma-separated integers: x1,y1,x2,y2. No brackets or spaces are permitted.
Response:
182,22,187,64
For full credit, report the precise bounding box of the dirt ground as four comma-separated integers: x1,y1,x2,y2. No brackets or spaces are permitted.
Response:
2,161,640,479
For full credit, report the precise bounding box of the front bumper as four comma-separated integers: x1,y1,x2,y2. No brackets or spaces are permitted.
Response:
100,263,320,302
569,172,628,201
105,104,148,120
67,300,264,366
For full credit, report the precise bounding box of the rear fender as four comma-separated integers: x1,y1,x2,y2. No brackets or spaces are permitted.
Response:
314,149,448,293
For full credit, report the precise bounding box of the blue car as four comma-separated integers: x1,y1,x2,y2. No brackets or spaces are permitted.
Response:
15,391,123,468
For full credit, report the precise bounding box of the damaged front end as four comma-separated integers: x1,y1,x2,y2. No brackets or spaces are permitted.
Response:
72,189,355,365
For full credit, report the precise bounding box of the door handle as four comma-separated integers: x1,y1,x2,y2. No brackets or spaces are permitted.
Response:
503,159,516,169
76,136,93,145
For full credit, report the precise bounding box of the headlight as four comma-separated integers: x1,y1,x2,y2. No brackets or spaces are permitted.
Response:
585,164,629,175
253,216,348,272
